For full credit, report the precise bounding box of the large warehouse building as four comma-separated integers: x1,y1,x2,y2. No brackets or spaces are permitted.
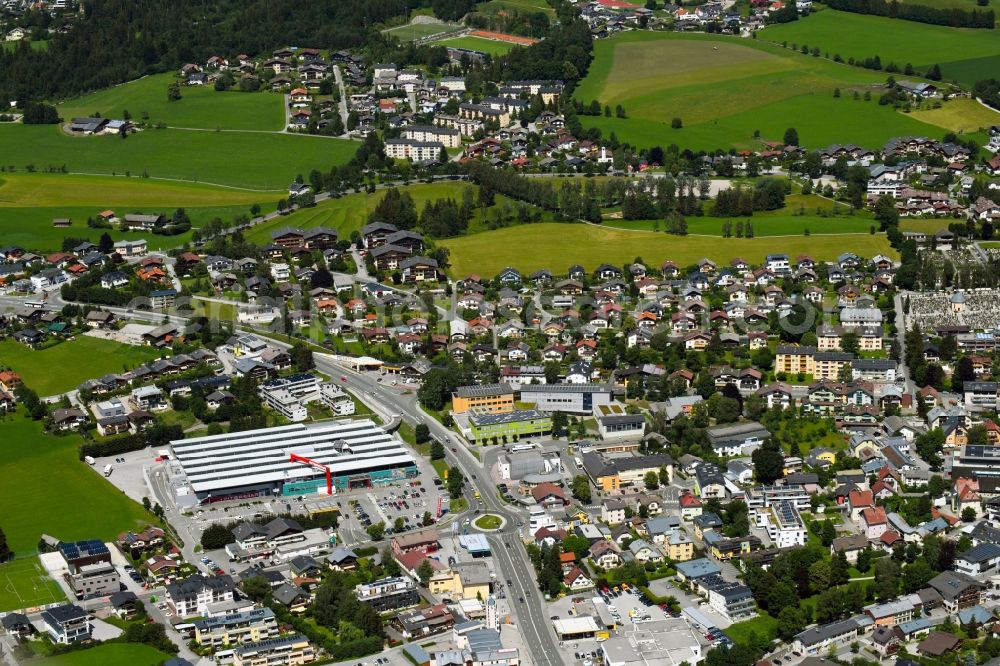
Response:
170,420,418,502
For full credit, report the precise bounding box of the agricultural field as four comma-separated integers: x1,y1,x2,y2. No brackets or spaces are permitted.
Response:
762,9,1000,85
1,40,47,52
0,173,278,251
605,213,876,236
57,73,284,131
0,415,154,560
908,98,1000,134
383,21,463,42
574,32,944,151
439,222,896,277
0,557,65,612
477,0,556,15
245,180,537,245
438,35,518,55
0,124,358,190
0,337,162,396
35,643,172,666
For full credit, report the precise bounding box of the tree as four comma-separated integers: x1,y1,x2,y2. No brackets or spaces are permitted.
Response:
200,523,235,550
447,466,465,499
752,439,784,484
415,423,430,444
644,471,659,490
783,127,799,146
777,606,807,640
416,558,434,585
0,526,8,561
809,560,832,593
551,410,568,437
821,519,837,547
241,576,272,602
767,580,799,616
962,506,977,522
671,117,682,129
571,475,592,503
367,521,386,541
167,82,182,101
290,342,314,372
98,231,114,253
430,440,445,460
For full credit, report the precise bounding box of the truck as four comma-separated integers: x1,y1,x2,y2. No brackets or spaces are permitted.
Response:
103,464,113,477
84,456,96,465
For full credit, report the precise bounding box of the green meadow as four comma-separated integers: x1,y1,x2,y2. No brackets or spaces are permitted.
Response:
762,9,1000,85
383,22,463,41
0,173,279,251
0,415,154,558
574,32,944,151
34,643,171,665
58,72,285,131
0,124,358,190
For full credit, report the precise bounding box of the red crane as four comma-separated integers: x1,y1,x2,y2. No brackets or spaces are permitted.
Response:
289,453,332,496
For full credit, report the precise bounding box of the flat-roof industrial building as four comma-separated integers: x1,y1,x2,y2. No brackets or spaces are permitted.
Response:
169,419,417,502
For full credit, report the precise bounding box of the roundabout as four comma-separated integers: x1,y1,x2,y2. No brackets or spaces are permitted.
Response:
473,513,505,531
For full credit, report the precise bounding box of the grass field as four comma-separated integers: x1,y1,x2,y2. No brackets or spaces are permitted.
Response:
762,8,1000,85
726,612,781,644
1,40,47,52
439,222,896,277
35,643,172,666
383,22,463,41
437,35,517,55
0,557,65,612
574,32,943,151
605,213,876,236
0,173,279,250
0,337,162,395
245,181,530,245
0,415,154,560
57,73,284,131
0,124,358,190
474,514,504,529
908,98,1000,133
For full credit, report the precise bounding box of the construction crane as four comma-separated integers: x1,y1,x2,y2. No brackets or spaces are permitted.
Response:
289,453,332,496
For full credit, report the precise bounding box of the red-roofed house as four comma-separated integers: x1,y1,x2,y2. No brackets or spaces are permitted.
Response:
849,489,875,523
559,551,577,574
532,482,568,508
679,493,703,520
955,477,982,516
564,567,593,591
861,506,889,539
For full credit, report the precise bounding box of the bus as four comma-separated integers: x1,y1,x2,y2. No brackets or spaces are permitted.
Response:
25,299,45,309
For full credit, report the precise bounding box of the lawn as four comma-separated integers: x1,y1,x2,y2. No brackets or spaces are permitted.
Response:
0,124,358,190
762,8,1000,85
0,415,154,560
726,612,781,644
57,72,285,131
574,32,944,151
908,98,1000,134
900,218,955,233
34,643,172,666
474,514,503,529
0,557,65,612
439,222,896,277
0,336,162,396
0,172,279,251
383,22,463,41
437,35,517,55
478,0,556,15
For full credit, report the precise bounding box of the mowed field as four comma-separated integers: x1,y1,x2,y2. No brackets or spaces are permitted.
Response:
0,337,163,395
478,0,556,15
438,35,517,55
909,98,1000,134
0,173,279,250
383,22,463,41
0,415,154,562
57,73,285,131
439,223,896,276
574,32,943,151
0,124,358,190
763,9,1000,85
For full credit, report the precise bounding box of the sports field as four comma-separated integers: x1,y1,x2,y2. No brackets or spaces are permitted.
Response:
763,9,1000,85
438,35,517,55
0,415,153,564
0,173,278,251
0,124,358,190
909,98,1000,134
58,73,284,131
439,223,896,277
383,22,463,41
0,557,64,612
478,0,556,15
0,337,162,396
574,32,943,151
35,643,172,666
